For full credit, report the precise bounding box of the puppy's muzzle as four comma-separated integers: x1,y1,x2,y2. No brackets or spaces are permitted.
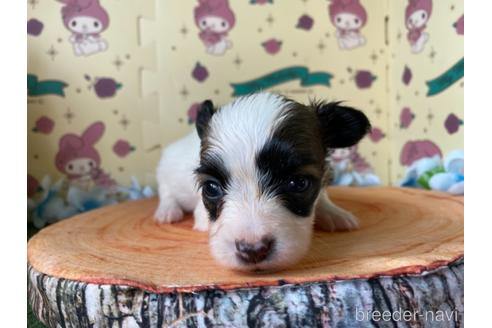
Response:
235,236,275,264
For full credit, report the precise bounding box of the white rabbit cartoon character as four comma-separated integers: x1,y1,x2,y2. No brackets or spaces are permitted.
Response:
59,0,110,57
328,0,368,50
194,0,236,56
405,0,432,54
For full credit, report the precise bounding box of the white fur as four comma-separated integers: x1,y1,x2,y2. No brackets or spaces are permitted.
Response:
154,132,200,223
155,93,359,271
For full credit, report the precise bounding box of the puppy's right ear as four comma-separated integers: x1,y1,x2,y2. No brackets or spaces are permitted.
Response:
196,100,215,139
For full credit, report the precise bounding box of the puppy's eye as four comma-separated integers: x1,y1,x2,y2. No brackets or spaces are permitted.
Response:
94,21,99,28
71,21,77,27
203,181,224,200
336,17,341,23
421,13,426,19
354,18,359,24
286,176,311,193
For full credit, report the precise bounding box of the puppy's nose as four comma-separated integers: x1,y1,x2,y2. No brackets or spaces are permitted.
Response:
235,236,275,264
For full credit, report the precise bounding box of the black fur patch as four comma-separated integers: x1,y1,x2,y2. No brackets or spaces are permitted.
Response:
313,101,371,148
196,100,215,140
195,153,229,221
256,102,325,217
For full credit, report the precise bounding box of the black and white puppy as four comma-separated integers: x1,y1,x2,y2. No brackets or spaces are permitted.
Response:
155,93,371,271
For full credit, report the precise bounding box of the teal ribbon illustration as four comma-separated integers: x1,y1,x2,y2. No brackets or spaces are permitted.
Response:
426,58,464,96
28,74,68,97
231,66,333,96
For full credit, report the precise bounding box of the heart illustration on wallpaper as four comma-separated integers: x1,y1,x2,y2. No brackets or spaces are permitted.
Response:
369,127,385,143
402,66,413,85
27,18,44,36
444,114,463,135
262,39,282,55
192,62,209,82
113,140,136,158
32,116,54,135
400,107,415,129
84,75,123,98
454,15,464,35
296,14,314,30
354,70,376,89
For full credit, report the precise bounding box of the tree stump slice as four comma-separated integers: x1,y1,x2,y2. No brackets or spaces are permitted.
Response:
28,187,464,328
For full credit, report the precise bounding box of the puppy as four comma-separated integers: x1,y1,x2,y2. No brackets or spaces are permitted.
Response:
155,93,371,271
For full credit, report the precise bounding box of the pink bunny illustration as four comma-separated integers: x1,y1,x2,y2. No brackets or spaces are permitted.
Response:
194,0,236,56
59,0,110,56
405,0,432,53
328,0,368,50
55,122,115,190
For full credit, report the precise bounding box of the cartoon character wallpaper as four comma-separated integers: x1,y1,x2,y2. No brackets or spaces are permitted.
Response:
194,0,236,56
59,0,110,56
330,146,380,186
328,0,368,50
55,122,115,191
400,139,442,167
405,0,432,54
27,0,464,232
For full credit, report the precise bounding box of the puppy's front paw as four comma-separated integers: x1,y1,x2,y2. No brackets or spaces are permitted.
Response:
192,201,209,232
154,200,184,224
193,218,209,232
315,207,360,232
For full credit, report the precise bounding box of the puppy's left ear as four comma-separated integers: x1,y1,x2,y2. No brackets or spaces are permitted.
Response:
314,101,371,148
196,100,215,139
